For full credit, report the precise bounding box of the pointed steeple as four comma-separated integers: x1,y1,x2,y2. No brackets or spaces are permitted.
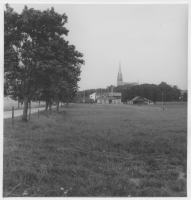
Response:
117,62,123,85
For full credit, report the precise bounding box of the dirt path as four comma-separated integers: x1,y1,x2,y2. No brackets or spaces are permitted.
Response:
4,107,46,119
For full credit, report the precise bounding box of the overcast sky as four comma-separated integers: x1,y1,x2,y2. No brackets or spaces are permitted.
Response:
9,3,188,90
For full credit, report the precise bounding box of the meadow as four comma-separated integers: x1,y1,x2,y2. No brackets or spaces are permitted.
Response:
3,103,187,197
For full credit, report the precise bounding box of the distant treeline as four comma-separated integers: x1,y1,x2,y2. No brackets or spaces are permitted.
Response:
119,82,187,102
76,82,187,103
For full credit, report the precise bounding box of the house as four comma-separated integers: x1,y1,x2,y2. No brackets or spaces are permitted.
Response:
108,92,121,99
95,92,109,100
97,96,109,104
107,96,116,104
131,96,145,104
143,98,154,105
89,92,96,101
96,96,121,104
89,85,122,104
127,100,133,105
112,99,121,104
108,96,121,104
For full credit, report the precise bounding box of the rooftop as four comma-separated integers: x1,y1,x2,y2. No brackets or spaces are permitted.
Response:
131,96,145,102
108,93,122,97
97,96,108,100
107,96,117,100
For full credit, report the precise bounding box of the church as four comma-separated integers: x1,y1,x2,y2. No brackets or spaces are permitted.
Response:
117,62,138,86
89,62,138,104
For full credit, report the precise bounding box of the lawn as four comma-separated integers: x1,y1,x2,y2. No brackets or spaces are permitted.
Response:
3,103,187,197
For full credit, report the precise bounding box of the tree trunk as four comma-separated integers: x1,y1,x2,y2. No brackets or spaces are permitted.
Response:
49,103,52,115
28,101,31,121
56,101,60,111
22,98,29,121
45,101,48,115
66,102,69,108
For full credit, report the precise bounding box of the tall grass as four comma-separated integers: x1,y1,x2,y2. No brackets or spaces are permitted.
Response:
3,104,187,197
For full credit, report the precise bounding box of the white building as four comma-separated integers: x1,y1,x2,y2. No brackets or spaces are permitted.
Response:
89,92,96,101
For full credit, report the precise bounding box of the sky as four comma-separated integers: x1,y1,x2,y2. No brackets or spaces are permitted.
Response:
8,3,188,91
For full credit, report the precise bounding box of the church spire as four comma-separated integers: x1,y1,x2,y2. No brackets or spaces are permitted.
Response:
117,62,123,85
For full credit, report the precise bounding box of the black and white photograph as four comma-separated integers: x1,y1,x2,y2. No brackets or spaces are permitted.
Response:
3,0,188,197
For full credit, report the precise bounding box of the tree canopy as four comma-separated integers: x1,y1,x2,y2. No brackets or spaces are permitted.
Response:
4,4,84,120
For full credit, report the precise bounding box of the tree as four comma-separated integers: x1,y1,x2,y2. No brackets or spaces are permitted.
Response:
183,91,187,102
37,40,84,112
4,4,84,121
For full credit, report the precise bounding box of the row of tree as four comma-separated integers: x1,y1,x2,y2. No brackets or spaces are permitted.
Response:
116,82,187,102
4,4,84,121
76,82,187,102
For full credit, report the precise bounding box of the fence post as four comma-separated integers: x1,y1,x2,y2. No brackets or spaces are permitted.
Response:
12,106,14,126
38,110,39,119
30,102,31,119
49,104,52,115
29,102,31,123
18,101,19,109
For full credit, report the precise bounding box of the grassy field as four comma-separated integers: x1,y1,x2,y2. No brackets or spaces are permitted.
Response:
3,103,187,197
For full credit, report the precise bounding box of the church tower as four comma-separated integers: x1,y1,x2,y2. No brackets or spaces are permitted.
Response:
117,62,123,86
